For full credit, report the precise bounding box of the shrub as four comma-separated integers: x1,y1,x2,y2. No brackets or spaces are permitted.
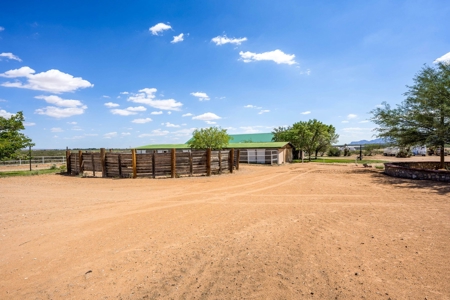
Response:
327,147,341,157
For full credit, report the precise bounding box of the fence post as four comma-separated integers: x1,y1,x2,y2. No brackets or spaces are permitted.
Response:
189,151,193,176
91,153,96,177
236,150,240,170
132,149,137,179
171,149,176,178
118,154,122,178
100,148,106,178
152,151,156,179
229,149,234,173
78,150,83,175
218,150,222,173
206,148,211,176
66,149,71,174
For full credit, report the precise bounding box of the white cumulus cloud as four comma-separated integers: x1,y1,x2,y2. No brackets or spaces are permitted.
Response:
190,92,210,101
205,121,216,125
125,106,146,112
35,107,86,118
110,109,136,116
258,109,270,114
132,118,152,124
35,95,84,108
211,35,247,45
23,122,36,126
128,88,183,111
300,111,311,115
104,102,120,108
0,52,22,61
139,129,170,137
51,127,64,132
192,112,221,121
347,114,358,119
182,113,193,117
34,95,87,118
434,52,450,64
151,111,163,115
162,122,180,128
0,67,93,93
0,109,13,118
171,33,184,43
104,132,117,139
149,23,172,35
239,49,297,65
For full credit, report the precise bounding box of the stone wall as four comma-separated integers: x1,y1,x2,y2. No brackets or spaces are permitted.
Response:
384,162,450,182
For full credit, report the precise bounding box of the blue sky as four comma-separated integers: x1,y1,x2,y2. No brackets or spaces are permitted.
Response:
0,0,449,148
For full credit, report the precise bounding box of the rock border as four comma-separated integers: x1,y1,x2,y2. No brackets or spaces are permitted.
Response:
384,161,450,182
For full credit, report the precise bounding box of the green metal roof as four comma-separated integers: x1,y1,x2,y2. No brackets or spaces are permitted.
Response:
227,142,290,149
136,142,290,150
136,144,191,150
185,132,274,144
228,133,274,143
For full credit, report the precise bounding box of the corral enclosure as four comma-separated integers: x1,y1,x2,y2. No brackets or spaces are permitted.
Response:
67,148,239,178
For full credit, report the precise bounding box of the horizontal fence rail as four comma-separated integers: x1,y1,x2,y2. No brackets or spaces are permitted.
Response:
1,156,66,166
66,148,239,179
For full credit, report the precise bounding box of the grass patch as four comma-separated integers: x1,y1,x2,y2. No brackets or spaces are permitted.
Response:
293,157,389,164
0,168,62,178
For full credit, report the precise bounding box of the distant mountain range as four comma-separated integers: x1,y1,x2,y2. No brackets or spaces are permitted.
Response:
349,138,388,145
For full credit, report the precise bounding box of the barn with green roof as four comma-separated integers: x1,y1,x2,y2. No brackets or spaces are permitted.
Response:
137,133,293,164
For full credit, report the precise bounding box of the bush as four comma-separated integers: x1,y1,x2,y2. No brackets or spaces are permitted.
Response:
50,164,57,170
327,147,341,157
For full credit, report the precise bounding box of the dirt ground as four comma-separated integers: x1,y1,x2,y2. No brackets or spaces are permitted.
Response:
1,161,449,299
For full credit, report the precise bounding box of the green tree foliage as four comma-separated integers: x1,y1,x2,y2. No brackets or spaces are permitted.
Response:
272,119,339,161
0,111,34,160
188,127,231,150
371,63,450,168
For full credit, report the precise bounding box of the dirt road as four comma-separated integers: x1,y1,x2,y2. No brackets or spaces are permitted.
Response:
1,163,449,299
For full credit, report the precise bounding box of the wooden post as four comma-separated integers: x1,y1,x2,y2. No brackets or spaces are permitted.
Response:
132,149,137,179
152,151,156,179
236,150,240,170
100,148,106,178
118,154,122,178
206,148,211,176
189,151,193,176
66,148,71,174
78,150,83,175
218,151,222,174
171,149,176,178
229,149,234,173
91,153,95,177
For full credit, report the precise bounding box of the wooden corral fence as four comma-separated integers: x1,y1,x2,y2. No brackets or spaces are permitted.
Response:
65,148,240,178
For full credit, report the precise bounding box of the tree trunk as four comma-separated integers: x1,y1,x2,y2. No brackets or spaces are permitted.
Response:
441,143,445,169
315,150,318,159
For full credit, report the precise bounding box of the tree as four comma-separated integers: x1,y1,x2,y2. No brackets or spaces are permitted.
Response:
371,62,450,168
272,119,339,161
188,127,231,150
0,111,34,160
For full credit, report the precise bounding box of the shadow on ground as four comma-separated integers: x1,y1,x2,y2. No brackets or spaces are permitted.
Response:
369,170,450,195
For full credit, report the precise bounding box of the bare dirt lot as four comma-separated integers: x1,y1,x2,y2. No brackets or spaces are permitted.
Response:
1,163,449,299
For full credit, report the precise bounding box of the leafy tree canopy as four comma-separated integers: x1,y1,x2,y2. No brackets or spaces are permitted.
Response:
272,119,339,160
0,111,34,160
371,62,450,167
188,127,231,150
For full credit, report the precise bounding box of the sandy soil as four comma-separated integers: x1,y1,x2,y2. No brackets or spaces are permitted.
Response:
1,163,449,299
